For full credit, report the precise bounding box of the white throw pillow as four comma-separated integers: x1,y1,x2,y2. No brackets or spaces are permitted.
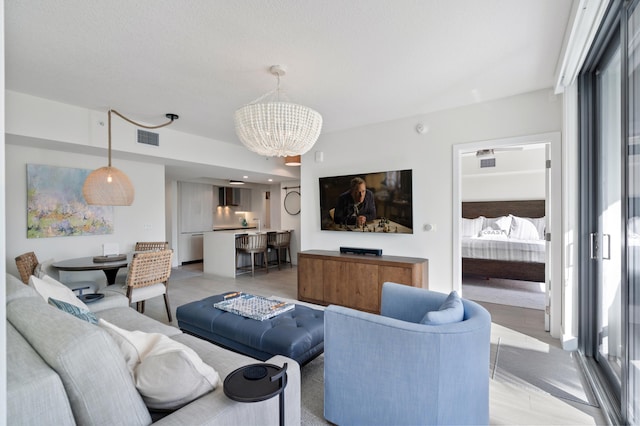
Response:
461,216,484,237
529,216,546,240
98,319,220,410
509,215,541,240
478,227,508,239
484,216,512,234
29,275,89,311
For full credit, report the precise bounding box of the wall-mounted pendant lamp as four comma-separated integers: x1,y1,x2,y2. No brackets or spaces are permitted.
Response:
284,155,301,166
82,109,179,205
234,65,322,157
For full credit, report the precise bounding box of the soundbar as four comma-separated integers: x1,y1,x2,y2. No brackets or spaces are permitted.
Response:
340,247,382,256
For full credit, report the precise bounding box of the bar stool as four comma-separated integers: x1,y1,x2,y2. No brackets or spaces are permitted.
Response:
267,231,292,270
235,233,269,276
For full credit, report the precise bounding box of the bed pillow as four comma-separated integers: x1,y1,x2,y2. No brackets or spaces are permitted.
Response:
478,227,508,239
529,216,546,240
98,319,220,410
420,291,464,325
461,216,485,237
484,216,512,235
509,215,541,240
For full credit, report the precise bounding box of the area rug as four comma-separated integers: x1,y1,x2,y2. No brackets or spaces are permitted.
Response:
462,276,545,310
301,354,327,425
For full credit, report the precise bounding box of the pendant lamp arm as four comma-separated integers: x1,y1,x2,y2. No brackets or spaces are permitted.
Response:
109,109,179,130
107,109,179,167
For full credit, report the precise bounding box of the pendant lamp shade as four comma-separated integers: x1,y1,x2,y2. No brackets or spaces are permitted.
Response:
82,109,178,206
234,65,322,157
83,166,134,205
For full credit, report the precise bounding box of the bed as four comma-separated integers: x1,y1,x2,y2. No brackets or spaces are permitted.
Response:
461,200,546,282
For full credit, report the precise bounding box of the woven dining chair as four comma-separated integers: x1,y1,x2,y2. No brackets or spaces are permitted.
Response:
267,231,292,270
15,252,39,284
14,251,97,293
135,241,169,252
123,249,173,321
235,233,268,276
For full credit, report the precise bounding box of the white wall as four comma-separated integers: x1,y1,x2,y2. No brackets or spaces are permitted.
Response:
5,91,300,181
5,143,165,286
461,146,546,201
4,92,302,274
301,89,562,293
1,2,7,417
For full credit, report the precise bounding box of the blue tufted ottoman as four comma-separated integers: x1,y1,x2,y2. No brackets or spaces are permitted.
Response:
176,293,324,365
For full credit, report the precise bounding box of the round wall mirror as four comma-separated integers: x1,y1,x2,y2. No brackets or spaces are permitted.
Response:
284,191,301,215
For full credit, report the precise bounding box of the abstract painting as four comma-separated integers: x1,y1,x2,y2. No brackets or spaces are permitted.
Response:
27,164,114,238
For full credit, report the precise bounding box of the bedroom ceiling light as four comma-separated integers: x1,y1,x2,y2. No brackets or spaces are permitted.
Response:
475,149,495,159
234,65,323,157
83,109,179,205
284,155,301,166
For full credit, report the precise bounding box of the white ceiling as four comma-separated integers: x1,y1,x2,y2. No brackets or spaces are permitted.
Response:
5,0,575,182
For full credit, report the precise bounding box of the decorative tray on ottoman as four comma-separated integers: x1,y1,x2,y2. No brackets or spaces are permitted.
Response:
213,293,294,321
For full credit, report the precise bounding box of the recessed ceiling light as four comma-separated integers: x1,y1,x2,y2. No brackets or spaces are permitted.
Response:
268,179,273,182
243,175,248,179
229,180,245,185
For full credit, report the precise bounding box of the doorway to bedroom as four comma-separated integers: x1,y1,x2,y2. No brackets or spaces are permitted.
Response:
459,147,546,311
453,134,558,332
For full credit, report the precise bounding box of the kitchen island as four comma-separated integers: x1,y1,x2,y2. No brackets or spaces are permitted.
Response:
203,229,291,278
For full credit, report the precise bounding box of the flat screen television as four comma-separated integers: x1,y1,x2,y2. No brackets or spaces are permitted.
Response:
319,169,413,233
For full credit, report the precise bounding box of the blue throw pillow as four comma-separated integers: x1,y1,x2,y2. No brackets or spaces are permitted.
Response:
49,297,98,324
420,291,464,325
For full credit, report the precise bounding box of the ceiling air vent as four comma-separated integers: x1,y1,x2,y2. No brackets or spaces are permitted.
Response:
480,158,496,168
137,129,159,146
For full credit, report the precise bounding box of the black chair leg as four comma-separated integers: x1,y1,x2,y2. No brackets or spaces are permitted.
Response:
164,293,172,322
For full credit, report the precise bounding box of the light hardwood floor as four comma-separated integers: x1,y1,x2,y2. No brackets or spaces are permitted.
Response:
134,262,606,425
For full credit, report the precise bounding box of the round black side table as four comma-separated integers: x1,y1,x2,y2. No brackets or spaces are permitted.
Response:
224,362,288,426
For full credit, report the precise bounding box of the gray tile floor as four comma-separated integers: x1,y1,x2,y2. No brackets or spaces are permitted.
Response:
134,262,606,425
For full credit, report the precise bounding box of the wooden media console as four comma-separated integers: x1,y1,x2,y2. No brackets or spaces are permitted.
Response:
297,250,428,313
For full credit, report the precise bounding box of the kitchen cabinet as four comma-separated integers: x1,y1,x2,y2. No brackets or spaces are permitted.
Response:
179,182,214,232
178,182,213,263
179,233,204,263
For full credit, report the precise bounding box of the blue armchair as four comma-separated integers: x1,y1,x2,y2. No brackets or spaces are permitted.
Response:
324,282,491,425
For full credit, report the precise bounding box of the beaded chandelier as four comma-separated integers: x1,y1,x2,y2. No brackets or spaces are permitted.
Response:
234,65,322,157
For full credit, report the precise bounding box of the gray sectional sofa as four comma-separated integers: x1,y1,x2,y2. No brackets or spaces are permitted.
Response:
6,273,301,425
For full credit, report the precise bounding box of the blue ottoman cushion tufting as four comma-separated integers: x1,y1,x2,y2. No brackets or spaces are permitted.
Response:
176,293,324,365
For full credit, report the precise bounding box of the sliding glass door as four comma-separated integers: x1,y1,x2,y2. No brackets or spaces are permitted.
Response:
579,1,639,422
595,41,623,394
626,4,640,422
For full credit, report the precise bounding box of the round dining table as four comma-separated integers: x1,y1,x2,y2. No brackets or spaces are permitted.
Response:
52,256,129,285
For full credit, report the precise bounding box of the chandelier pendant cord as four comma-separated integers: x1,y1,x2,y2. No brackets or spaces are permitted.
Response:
276,73,281,102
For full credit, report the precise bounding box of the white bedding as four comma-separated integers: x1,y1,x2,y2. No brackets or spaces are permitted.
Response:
461,236,546,263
